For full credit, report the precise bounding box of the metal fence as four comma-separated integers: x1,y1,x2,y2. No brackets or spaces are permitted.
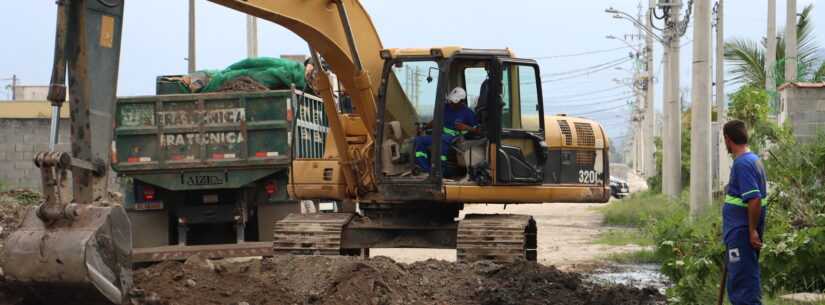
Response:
292,91,328,159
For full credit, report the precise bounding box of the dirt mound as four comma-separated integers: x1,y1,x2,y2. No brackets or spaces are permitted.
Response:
0,190,39,268
127,256,663,305
0,190,38,239
0,254,664,305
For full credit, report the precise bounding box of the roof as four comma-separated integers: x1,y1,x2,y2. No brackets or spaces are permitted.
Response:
0,101,70,119
777,82,825,91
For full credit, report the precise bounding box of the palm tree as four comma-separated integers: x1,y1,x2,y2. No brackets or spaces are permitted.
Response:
725,4,825,87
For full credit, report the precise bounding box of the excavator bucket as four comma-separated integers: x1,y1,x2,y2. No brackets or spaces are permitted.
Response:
2,205,133,304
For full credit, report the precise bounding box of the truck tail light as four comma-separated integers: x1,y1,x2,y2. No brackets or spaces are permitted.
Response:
143,185,156,201
265,181,277,195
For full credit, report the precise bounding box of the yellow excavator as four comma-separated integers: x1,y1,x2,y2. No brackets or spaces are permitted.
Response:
3,0,610,303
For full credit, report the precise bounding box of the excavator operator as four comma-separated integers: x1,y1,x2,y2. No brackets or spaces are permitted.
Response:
414,87,479,174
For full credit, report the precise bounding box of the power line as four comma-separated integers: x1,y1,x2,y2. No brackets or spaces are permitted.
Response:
551,94,634,107
530,46,632,60
543,57,628,77
542,58,633,83
544,85,626,100
548,90,632,103
571,104,630,116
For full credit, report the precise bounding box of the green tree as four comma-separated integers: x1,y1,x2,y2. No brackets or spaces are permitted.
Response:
727,86,793,153
725,4,825,87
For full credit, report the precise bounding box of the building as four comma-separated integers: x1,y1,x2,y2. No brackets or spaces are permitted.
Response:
0,101,70,189
11,86,50,101
778,82,825,143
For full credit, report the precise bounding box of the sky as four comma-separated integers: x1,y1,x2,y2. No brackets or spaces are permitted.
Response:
1,0,822,145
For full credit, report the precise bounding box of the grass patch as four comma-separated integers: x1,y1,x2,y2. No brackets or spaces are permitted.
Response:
599,192,682,227
603,249,660,264
594,229,654,246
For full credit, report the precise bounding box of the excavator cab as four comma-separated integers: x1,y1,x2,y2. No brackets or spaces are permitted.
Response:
376,48,548,201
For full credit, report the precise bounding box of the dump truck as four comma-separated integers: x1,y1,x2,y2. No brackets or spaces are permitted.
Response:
113,84,328,262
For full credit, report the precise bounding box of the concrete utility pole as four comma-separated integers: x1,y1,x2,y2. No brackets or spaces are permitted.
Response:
187,0,196,73
785,0,797,83
766,0,777,91
605,2,690,191
690,0,712,219
716,0,731,192
246,16,259,58
644,0,656,180
662,1,683,198
10,74,17,100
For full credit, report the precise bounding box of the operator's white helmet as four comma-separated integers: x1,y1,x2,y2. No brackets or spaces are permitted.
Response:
446,87,467,104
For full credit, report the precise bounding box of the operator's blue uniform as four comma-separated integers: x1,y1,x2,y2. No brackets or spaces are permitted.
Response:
723,151,768,305
414,103,478,172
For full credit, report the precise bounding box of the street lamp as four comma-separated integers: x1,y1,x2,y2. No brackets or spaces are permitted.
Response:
605,7,667,43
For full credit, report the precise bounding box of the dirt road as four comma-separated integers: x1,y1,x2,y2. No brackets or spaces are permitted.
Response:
373,201,646,270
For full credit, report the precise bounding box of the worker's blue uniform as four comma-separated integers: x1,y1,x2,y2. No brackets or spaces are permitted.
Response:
414,104,477,173
724,151,768,305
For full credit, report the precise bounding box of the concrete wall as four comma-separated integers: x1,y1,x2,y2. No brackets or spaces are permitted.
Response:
0,118,70,189
779,85,825,143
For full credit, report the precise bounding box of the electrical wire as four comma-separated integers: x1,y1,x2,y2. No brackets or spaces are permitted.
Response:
542,57,629,77
542,58,633,83
548,90,632,103
544,85,626,100
570,104,630,116
551,94,635,107
530,46,631,60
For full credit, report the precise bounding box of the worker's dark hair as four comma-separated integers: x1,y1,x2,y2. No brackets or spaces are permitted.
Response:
723,120,749,145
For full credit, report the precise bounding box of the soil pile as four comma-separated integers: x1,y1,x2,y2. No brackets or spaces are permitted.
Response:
128,255,663,305
0,190,38,265
0,190,37,240
0,254,664,305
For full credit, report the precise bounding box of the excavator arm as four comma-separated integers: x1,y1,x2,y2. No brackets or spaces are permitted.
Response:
212,0,416,195
211,0,415,133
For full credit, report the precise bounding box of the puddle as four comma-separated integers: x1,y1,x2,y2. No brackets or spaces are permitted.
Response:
586,264,670,294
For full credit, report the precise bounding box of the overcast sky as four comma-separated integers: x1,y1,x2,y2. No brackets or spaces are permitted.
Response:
1,0,822,143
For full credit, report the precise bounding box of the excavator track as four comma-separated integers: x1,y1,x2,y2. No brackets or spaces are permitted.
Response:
457,214,537,263
272,213,354,255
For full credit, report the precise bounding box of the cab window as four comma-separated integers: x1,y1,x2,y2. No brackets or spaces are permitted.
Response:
391,60,439,122
501,64,540,131
463,67,488,109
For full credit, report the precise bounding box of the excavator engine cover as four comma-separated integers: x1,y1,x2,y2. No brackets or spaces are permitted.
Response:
3,205,133,304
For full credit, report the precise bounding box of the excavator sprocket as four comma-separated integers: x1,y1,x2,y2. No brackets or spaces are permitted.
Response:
272,213,354,255
457,214,537,263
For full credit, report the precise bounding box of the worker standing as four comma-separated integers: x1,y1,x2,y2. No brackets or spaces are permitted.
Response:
721,120,768,305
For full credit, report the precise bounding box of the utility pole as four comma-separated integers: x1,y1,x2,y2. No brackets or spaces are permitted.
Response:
10,74,17,100
187,0,196,73
766,0,777,92
690,0,712,218
785,0,797,83
634,3,646,176
716,0,730,192
605,2,690,194
644,0,656,180
246,15,259,58
662,1,683,198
